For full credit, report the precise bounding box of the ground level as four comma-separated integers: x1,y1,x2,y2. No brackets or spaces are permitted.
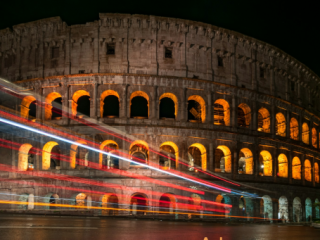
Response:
0,214,319,240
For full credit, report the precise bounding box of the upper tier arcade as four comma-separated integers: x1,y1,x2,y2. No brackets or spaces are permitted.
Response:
0,13,320,115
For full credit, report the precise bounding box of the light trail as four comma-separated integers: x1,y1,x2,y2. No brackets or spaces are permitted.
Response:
0,116,232,193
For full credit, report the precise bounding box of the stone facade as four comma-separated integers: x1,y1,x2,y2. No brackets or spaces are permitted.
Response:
0,14,320,222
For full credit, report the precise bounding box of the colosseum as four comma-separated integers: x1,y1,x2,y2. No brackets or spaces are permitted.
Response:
0,13,319,222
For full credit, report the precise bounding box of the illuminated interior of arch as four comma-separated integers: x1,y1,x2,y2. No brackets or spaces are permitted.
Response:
190,193,202,210
101,194,119,216
21,95,37,119
42,141,59,170
129,140,149,166
238,148,253,175
304,159,312,182
302,123,309,144
159,93,178,118
259,150,272,176
75,193,87,207
72,90,90,116
290,118,299,140
100,90,120,118
130,91,149,118
292,157,301,180
99,140,119,169
275,112,286,137
18,143,33,171
188,95,206,123
214,99,230,126
160,141,179,170
257,107,270,133
278,154,288,178
216,145,232,173
159,193,176,214
131,193,148,215
315,162,319,183
237,103,251,128
70,140,88,169
189,143,207,171
312,128,317,148
45,92,62,120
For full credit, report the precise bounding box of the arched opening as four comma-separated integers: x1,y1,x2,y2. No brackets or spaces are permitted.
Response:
159,142,178,170
312,128,317,148
101,194,119,216
42,141,60,170
304,159,312,182
237,103,251,128
290,118,299,140
188,194,202,218
259,150,272,176
293,197,302,222
45,92,62,120
159,93,178,120
261,195,273,221
21,96,37,120
18,193,34,210
72,90,90,117
131,193,148,215
18,143,34,171
130,91,149,119
159,193,176,214
238,148,253,175
214,146,231,173
129,141,148,167
188,95,206,123
75,193,88,208
275,112,286,137
216,195,232,217
315,199,320,219
292,157,301,180
302,123,309,144
44,193,59,210
99,140,119,169
278,154,288,178
305,198,312,222
70,140,88,169
315,162,319,183
100,90,120,118
278,196,288,221
257,107,270,133
188,143,207,171
239,196,252,217
214,99,230,126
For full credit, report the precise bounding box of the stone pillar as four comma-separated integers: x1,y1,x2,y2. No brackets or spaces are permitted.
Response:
271,104,275,137
286,111,290,139
251,100,257,131
208,142,214,171
254,142,260,180
120,84,128,119
274,148,279,182
206,91,212,124
231,96,237,129
90,83,97,118
312,157,315,187
298,113,303,142
301,154,305,186
288,150,293,184
182,88,188,122
152,86,158,120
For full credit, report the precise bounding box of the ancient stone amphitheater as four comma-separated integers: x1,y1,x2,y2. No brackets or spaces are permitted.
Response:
0,13,319,222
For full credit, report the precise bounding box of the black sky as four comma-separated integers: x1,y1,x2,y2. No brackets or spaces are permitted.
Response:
1,0,319,75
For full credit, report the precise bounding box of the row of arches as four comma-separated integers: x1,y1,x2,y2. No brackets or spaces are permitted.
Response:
17,141,320,183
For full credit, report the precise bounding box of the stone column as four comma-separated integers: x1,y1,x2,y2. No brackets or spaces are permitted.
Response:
90,83,97,118
152,86,158,120
208,142,214,171
251,100,257,131
271,104,275,137
288,150,293,184
298,112,303,142
231,96,237,129
120,84,128,119
206,91,212,124
312,157,315,187
301,154,305,186
274,148,279,183
286,111,290,139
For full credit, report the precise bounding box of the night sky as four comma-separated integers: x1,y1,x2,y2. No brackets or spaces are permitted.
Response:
1,0,319,76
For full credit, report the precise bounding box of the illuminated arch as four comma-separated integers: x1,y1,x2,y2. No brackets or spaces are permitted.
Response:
160,141,179,169
279,196,288,221
290,118,299,140
258,107,270,133
42,141,59,170
70,140,88,169
259,150,272,176
214,99,230,126
306,198,312,222
75,193,88,207
238,148,253,175
189,143,207,171
159,93,178,119
275,112,286,137
45,92,62,120
316,199,320,219
312,128,317,148
71,90,90,116
261,195,273,221
304,159,312,182
278,154,288,178
129,140,149,165
159,193,176,214
18,143,33,171
130,91,149,118
130,193,148,215
21,95,37,119
293,197,302,222
99,140,119,169
100,90,120,118
315,162,319,183
216,145,232,173
188,95,206,123
302,123,309,144
238,103,251,127
292,157,301,180
101,194,119,216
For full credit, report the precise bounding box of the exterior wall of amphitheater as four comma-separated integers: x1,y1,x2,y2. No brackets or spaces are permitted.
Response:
0,13,320,221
